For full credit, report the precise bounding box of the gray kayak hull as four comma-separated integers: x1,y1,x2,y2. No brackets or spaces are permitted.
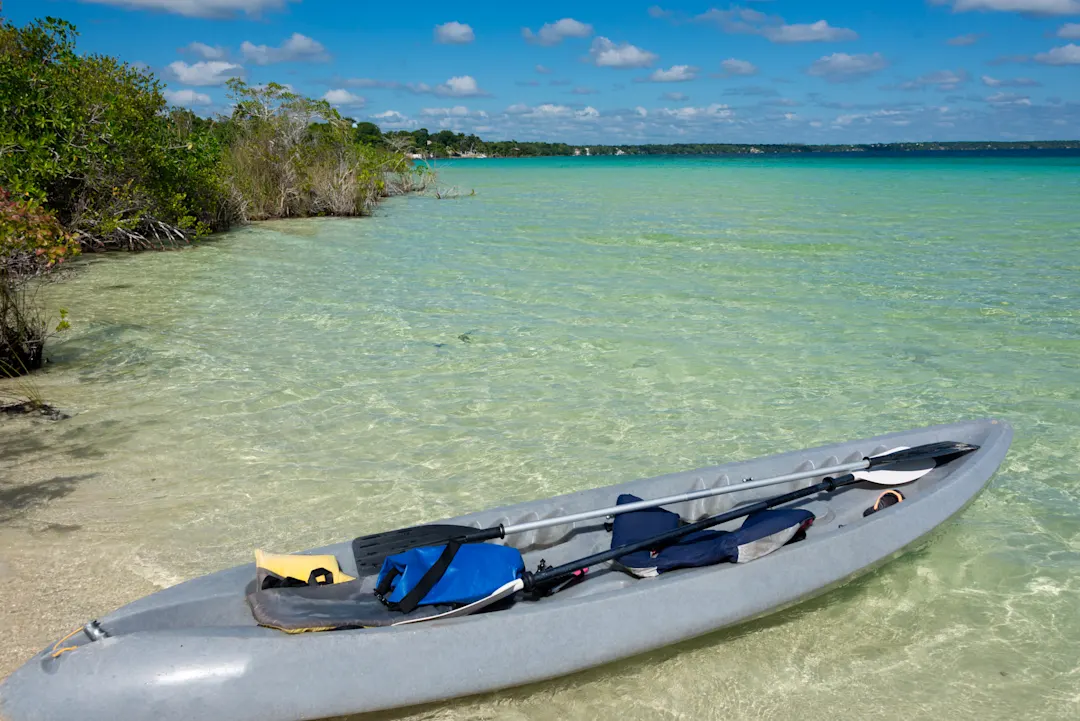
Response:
0,419,1012,721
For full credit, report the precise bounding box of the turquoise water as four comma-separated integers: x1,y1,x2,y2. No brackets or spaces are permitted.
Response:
2,155,1079,719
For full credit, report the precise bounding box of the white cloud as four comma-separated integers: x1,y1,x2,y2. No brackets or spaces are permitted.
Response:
662,91,690,101
240,33,329,65
535,64,552,74
947,33,984,46
420,106,488,118
764,21,858,43
79,0,294,19
370,110,416,129
697,8,858,43
181,41,227,60
1059,23,1080,38
893,69,969,91
1034,43,1080,64
322,89,365,107
932,0,1080,14
571,86,599,95
807,52,888,82
165,60,244,86
163,88,212,106
503,103,602,121
986,91,1033,105
720,58,758,76
522,18,594,46
432,75,488,97
648,5,674,19
647,65,698,82
655,103,733,120
981,75,1041,86
435,21,474,44
588,37,658,68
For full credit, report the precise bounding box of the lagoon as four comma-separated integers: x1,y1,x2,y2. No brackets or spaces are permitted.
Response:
2,155,1079,719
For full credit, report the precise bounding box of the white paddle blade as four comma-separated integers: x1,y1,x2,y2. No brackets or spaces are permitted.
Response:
854,447,936,485
391,579,526,626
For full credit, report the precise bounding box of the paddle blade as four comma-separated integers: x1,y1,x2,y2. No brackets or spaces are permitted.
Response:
855,448,935,485
352,524,477,575
866,441,978,469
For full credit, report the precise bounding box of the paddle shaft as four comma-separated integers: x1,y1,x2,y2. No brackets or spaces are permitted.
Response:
500,460,867,537
495,442,971,538
523,473,860,591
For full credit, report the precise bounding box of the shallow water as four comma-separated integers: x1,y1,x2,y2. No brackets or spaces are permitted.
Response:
2,155,1079,719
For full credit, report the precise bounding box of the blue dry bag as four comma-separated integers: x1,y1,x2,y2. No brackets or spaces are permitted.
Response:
375,541,524,612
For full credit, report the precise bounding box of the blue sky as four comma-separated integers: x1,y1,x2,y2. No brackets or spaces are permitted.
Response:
6,1,1080,143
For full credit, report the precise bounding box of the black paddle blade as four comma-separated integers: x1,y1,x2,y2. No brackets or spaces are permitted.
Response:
352,524,475,575
868,441,979,468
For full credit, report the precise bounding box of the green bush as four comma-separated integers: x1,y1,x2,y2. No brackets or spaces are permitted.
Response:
221,80,427,220
0,16,233,249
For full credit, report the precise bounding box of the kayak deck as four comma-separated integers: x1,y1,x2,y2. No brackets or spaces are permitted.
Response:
0,419,1012,721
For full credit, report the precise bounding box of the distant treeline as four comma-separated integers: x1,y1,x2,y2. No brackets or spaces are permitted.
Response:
379,128,1080,159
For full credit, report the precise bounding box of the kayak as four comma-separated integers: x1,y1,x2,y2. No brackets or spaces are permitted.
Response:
0,418,1011,721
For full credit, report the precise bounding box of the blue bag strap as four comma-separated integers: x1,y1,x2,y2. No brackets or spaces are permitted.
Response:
376,540,462,613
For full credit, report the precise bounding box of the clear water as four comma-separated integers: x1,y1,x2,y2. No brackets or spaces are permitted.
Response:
2,155,1079,719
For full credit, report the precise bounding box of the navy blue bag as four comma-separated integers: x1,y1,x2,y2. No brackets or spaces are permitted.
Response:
610,494,814,578
375,541,524,612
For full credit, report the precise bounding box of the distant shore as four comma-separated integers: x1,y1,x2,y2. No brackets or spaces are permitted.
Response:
399,139,1080,161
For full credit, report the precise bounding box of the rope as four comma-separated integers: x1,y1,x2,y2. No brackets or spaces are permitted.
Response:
50,627,83,658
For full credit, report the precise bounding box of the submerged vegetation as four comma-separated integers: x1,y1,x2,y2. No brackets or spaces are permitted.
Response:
0,13,425,394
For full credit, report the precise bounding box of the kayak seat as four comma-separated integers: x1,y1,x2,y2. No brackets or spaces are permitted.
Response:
248,580,453,633
610,494,815,578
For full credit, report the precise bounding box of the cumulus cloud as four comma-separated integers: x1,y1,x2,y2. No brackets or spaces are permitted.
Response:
370,110,416,129
322,89,365,107
435,21,474,44
241,34,329,65
504,103,601,121
588,37,658,68
766,20,858,43
931,0,1080,14
986,91,1033,105
430,75,488,96
981,75,1041,86
522,18,594,46
947,33,984,46
421,106,488,118
180,41,228,60
720,58,758,76
645,65,699,82
890,69,969,91
697,8,858,43
163,88,212,106
1034,43,1080,64
79,0,295,19
655,103,733,120
807,53,888,82
723,85,779,97
166,60,244,86
1059,23,1080,38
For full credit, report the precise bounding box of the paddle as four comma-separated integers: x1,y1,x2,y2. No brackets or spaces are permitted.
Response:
353,441,976,573
520,442,977,595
